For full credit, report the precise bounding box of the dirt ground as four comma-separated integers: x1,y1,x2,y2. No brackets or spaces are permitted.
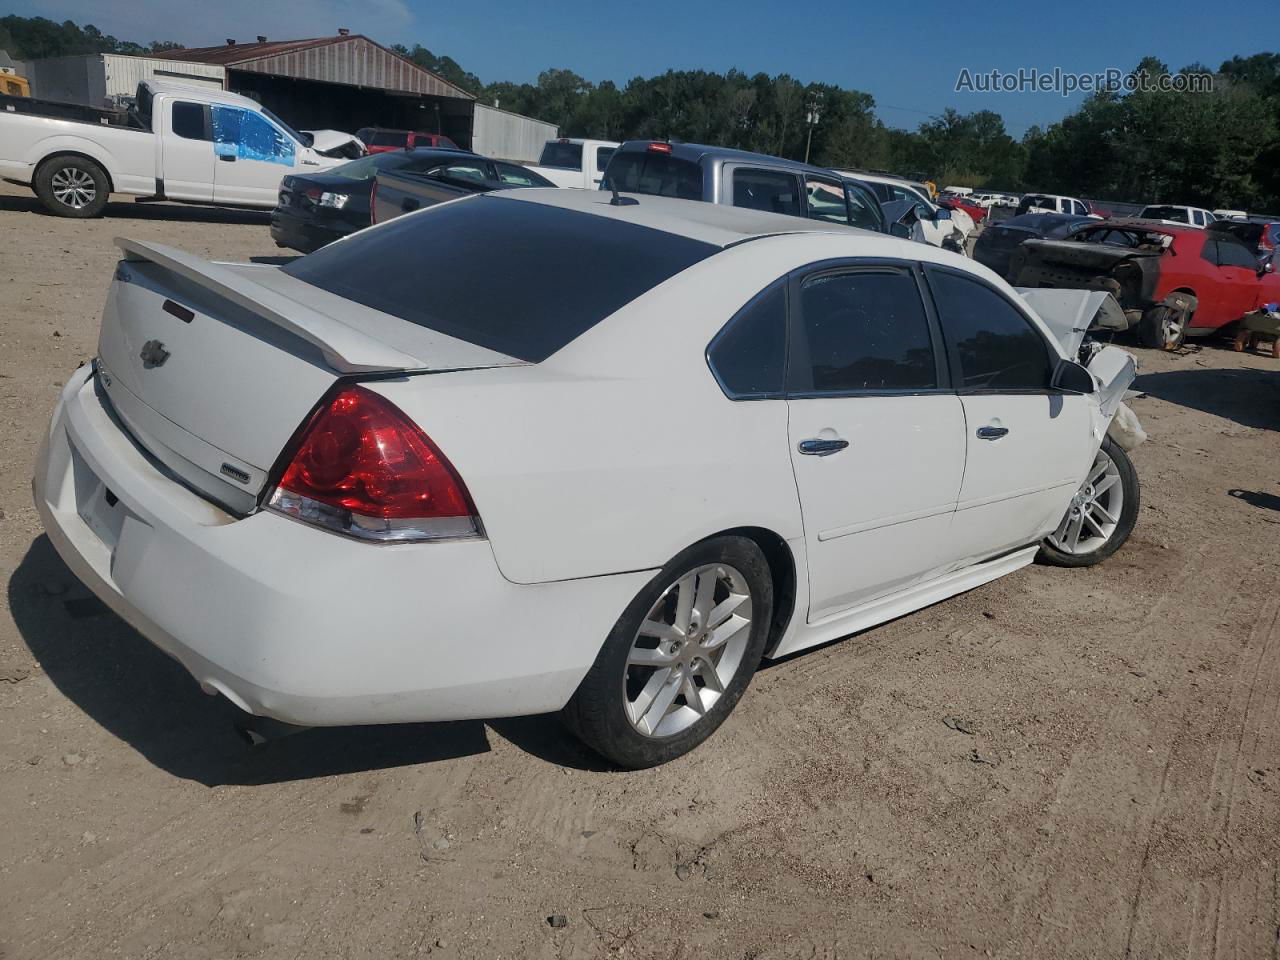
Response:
2,179,1280,960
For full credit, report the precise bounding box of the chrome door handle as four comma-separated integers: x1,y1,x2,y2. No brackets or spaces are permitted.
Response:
797,438,849,456
976,425,1009,440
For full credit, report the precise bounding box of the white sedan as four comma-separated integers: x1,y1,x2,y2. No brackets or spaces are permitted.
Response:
34,189,1141,768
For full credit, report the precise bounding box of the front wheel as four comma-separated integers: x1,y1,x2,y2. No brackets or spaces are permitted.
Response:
562,536,773,768
1138,304,1186,350
1038,436,1139,567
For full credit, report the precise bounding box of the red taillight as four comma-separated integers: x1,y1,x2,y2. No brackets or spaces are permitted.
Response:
267,385,481,543
648,141,672,153
303,186,323,202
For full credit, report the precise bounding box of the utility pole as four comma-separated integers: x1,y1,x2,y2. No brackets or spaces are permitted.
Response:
803,92,823,164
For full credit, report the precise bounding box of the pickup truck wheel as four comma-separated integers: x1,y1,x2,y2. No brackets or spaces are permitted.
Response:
1137,305,1185,351
35,156,109,218
1038,437,1139,568
562,536,772,769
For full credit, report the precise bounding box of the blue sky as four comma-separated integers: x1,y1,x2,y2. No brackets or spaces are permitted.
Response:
9,0,1267,136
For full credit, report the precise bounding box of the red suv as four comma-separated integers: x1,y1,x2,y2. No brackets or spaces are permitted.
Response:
356,128,459,154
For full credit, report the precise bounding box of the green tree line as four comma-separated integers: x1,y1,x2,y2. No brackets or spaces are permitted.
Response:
5,16,1278,210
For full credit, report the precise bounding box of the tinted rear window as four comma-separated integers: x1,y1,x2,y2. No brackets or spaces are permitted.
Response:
603,151,702,200
369,130,409,147
539,141,583,169
283,196,717,362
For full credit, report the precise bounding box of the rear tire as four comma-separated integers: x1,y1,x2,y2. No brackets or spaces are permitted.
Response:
35,155,109,218
1038,437,1139,568
562,536,773,768
1138,304,1186,350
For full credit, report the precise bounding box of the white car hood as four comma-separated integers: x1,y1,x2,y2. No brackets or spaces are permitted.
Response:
1018,287,1136,417
303,129,365,154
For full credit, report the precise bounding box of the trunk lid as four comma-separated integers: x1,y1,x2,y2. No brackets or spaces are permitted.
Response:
97,238,523,513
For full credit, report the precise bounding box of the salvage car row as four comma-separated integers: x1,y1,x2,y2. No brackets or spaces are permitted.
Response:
974,213,1280,349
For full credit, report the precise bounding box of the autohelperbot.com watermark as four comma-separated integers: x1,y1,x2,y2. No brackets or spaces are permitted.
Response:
955,67,1213,98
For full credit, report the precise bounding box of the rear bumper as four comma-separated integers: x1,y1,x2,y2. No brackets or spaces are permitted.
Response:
269,210,355,253
34,367,650,726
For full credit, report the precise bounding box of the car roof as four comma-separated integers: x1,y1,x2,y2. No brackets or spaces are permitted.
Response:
496,186,874,247
614,140,837,177
143,79,262,109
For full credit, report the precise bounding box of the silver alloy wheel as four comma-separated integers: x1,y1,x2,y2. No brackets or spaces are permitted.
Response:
1158,311,1183,348
623,563,753,738
1047,447,1125,555
50,167,97,210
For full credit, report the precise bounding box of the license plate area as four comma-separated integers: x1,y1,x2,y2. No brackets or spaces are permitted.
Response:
71,442,126,551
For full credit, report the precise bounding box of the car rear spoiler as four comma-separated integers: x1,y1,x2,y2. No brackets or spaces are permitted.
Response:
114,237,427,374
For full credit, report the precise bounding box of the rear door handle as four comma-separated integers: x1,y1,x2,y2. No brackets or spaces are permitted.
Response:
218,154,236,162
976,425,1009,440
797,438,849,456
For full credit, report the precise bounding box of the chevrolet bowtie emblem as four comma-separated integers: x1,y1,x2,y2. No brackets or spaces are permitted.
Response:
140,339,170,368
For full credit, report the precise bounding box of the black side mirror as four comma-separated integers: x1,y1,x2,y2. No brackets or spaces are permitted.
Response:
1052,359,1096,393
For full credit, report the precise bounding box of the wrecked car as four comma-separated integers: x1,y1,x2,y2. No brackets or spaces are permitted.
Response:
302,129,367,160
32,190,1142,768
1008,219,1280,350
973,212,1099,280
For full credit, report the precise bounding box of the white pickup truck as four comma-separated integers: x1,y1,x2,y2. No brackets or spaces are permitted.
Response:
525,138,620,189
0,80,343,217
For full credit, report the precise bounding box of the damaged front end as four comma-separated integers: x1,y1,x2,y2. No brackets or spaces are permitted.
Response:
1019,288,1146,450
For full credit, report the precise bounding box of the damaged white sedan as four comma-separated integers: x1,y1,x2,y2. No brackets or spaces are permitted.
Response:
33,188,1141,768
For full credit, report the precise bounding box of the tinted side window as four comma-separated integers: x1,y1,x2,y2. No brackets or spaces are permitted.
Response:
929,269,1054,391
794,269,936,394
171,101,207,140
733,169,802,217
707,283,786,398
595,146,615,171
494,161,549,186
370,130,408,147
1217,238,1258,268
846,184,885,232
431,161,489,183
1199,238,1220,265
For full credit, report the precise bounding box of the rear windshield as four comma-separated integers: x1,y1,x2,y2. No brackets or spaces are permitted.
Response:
1141,206,1188,222
603,151,702,200
330,152,424,181
283,196,717,362
538,141,583,170
369,130,409,147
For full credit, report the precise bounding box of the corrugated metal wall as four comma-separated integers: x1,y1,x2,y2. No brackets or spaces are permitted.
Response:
101,55,224,101
472,103,558,163
24,55,224,106
231,37,472,100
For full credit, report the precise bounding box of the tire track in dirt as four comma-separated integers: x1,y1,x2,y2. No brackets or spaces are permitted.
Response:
1178,588,1280,960
10,752,482,960
1015,541,1245,956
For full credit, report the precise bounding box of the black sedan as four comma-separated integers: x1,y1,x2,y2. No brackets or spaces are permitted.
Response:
973,212,1098,280
271,149,553,253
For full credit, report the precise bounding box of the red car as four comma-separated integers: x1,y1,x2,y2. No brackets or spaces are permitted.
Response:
356,128,459,154
1011,219,1280,348
936,193,988,224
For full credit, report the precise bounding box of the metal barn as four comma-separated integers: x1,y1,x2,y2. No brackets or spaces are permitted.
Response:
167,33,555,161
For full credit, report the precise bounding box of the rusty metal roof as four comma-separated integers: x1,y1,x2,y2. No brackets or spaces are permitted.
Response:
166,35,474,100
